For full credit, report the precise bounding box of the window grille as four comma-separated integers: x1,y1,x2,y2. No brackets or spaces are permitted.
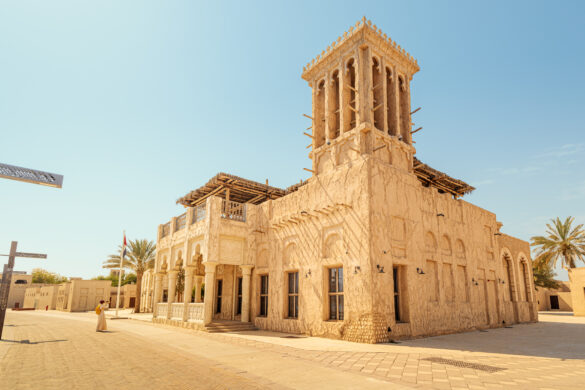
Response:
328,267,344,320
259,275,269,317
287,272,299,318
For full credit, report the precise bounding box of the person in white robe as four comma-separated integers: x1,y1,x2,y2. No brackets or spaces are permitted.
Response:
96,300,108,332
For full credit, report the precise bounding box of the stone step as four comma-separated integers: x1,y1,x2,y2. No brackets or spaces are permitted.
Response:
205,322,258,333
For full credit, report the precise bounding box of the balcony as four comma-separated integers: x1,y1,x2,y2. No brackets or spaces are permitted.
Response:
192,203,206,224
221,200,246,222
175,213,186,231
161,222,171,238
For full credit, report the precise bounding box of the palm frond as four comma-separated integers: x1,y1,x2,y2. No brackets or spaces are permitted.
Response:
530,217,585,270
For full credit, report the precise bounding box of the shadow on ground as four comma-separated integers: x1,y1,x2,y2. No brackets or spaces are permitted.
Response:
395,316,585,360
1,339,67,345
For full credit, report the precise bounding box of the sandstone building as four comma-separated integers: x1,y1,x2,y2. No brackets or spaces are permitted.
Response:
146,18,538,342
0,272,34,309
109,284,137,309
55,279,111,312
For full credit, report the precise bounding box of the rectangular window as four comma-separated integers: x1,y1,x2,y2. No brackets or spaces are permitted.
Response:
162,289,168,303
259,275,269,317
236,277,242,315
215,279,223,314
328,267,344,320
287,272,299,319
393,266,401,322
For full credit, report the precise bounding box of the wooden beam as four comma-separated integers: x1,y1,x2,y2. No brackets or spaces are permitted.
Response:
247,194,266,204
192,185,224,206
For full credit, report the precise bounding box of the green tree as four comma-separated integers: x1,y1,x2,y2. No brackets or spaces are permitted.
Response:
103,239,156,313
176,268,185,302
530,217,585,270
532,260,560,289
93,273,137,287
31,268,68,284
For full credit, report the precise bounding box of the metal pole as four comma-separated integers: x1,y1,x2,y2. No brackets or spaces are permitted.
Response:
114,236,124,318
0,241,18,340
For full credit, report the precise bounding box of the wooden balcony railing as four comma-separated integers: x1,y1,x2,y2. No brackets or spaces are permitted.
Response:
192,204,206,224
161,222,171,238
221,200,246,222
175,213,187,231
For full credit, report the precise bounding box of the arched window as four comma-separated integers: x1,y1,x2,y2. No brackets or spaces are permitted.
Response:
343,58,357,132
398,75,411,144
441,235,452,256
372,57,384,131
521,259,532,302
324,233,343,258
424,231,437,251
314,80,326,148
329,70,340,139
503,253,515,302
385,67,397,136
455,239,465,258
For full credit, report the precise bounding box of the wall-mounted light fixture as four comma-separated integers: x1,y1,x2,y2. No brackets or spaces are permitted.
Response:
305,269,312,278
376,265,385,273
387,327,392,332
300,211,308,216
383,250,387,254
354,266,361,274
437,213,445,217
416,267,425,275
494,232,502,236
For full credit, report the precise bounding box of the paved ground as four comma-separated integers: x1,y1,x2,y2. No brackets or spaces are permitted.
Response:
1,311,584,389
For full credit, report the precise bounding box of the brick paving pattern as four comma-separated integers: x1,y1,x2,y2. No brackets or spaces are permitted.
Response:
2,311,585,389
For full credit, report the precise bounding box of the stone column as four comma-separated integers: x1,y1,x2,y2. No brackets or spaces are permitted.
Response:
240,265,253,323
203,262,218,325
358,46,372,126
194,276,203,303
182,266,195,322
153,272,164,317
167,270,178,319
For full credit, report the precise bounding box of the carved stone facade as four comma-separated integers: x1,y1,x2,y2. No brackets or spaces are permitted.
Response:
143,18,538,343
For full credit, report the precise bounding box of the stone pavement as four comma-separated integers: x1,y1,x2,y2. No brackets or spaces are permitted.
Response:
1,311,585,389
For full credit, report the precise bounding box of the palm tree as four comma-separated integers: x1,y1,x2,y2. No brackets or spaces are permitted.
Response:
530,217,585,273
103,239,156,313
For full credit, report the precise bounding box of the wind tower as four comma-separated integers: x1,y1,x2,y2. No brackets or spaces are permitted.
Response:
302,18,420,175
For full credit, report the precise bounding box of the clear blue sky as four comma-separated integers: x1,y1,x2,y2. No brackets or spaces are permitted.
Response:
1,1,584,280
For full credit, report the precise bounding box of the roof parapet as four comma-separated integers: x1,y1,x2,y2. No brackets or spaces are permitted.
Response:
301,17,419,81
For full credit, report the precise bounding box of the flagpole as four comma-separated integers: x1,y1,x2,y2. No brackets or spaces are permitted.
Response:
115,230,125,318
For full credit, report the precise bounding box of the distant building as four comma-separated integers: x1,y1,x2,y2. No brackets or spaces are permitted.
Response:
0,272,36,309
109,284,137,309
534,268,585,316
536,282,572,311
23,285,60,310
55,280,111,312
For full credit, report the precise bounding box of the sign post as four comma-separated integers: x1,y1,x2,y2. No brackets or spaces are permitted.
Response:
0,163,63,188
0,241,47,339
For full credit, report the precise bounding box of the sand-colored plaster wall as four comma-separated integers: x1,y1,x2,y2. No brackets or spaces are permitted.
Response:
569,268,585,316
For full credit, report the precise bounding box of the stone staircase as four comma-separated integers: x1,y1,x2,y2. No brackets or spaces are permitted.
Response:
205,320,258,333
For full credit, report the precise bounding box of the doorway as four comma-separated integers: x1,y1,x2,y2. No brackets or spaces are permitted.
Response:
550,295,560,310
